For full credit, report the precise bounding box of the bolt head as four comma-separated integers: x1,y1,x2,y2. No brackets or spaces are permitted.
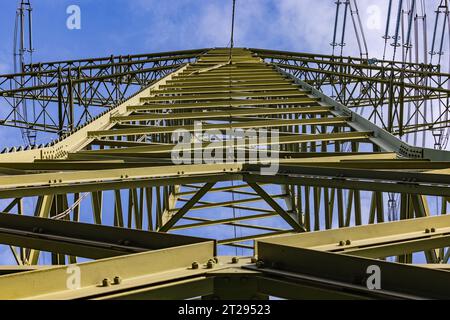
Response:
191,261,199,269
102,278,110,287
231,257,239,264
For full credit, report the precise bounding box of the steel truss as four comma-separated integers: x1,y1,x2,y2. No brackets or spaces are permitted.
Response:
252,48,450,142
1,48,450,143
0,48,449,299
0,49,207,135
0,214,449,299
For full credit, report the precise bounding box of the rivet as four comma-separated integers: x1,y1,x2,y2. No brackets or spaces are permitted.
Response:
231,257,239,264
113,276,121,285
345,240,352,245
339,240,345,246
206,260,215,269
191,261,199,269
425,228,431,233
431,227,436,233
102,278,110,287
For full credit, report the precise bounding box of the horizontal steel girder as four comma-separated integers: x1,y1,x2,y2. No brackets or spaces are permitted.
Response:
0,214,211,259
253,215,450,299
0,241,216,299
1,214,450,299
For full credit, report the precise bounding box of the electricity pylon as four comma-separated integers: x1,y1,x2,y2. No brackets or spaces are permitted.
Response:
0,48,449,299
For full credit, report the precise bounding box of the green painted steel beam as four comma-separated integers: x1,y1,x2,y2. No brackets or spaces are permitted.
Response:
112,106,331,123
0,242,215,299
141,91,309,102
253,236,450,299
89,117,350,138
79,131,372,155
0,213,210,259
128,97,320,111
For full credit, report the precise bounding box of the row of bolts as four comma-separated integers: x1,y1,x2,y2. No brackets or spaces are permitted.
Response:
100,227,438,287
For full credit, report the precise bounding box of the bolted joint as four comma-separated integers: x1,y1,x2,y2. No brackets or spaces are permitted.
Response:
206,260,215,269
101,278,110,287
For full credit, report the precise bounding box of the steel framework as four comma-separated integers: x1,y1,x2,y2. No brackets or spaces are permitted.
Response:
0,48,449,299
0,49,206,135
2,48,450,144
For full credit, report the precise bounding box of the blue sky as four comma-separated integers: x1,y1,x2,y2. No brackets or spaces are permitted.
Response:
1,0,445,73
0,0,391,74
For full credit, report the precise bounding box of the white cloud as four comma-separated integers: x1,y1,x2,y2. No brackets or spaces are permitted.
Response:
274,0,335,52
123,0,447,65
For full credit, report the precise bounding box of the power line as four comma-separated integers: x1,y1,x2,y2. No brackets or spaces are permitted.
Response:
229,0,236,63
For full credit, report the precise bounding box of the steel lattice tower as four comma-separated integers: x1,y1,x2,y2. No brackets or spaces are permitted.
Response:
0,48,449,299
